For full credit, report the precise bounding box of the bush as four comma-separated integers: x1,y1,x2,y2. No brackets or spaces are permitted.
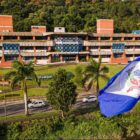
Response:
1,103,140,139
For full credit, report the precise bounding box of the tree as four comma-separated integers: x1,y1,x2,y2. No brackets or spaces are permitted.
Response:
83,57,109,95
4,60,40,115
74,66,84,87
46,69,77,118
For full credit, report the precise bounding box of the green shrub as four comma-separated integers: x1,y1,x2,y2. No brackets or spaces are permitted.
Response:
7,122,22,140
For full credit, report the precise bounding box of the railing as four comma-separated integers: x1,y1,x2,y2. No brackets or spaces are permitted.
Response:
0,41,54,46
90,50,111,55
36,50,47,53
20,50,34,53
4,50,19,55
36,52,49,56
84,41,140,46
20,52,34,56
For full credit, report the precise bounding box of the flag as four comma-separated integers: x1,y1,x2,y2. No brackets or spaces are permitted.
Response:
98,57,140,117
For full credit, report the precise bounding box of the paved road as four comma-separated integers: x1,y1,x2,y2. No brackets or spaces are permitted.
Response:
0,92,96,117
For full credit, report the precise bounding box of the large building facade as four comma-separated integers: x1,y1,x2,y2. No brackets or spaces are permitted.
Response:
0,15,140,67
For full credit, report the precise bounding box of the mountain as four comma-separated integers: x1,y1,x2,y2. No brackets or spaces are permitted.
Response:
0,0,139,33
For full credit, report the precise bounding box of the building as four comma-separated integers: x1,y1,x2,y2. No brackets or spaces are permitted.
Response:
0,15,140,68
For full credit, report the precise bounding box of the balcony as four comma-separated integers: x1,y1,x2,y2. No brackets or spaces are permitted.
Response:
90,50,111,55
20,50,34,53
50,51,89,55
36,52,50,56
21,52,50,56
4,50,19,55
0,40,54,46
20,52,34,56
125,49,140,54
84,41,140,46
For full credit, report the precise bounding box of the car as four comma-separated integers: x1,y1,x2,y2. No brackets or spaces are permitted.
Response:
82,95,97,103
28,100,47,108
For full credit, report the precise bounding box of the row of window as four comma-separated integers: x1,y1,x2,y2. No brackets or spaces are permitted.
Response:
1,36,140,41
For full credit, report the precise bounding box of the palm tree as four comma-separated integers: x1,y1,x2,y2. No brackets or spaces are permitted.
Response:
4,60,40,115
83,57,109,96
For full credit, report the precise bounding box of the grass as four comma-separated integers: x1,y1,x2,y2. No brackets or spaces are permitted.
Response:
0,88,48,100
99,64,124,89
0,63,125,100
0,110,59,122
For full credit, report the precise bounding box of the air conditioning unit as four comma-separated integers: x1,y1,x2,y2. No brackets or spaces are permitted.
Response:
54,27,65,33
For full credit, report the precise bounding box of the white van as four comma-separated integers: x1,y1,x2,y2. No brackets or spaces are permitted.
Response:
28,100,47,108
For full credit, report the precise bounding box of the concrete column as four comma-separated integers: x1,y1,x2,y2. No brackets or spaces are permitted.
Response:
48,55,51,63
76,54,79,62
86,46,89,51
86,54,89,62
47,35,51,52
98,46,101,51
110,37,113,41
33,36,36,40
132,37,135,41
1,47,5,63
47,35,51,40
17,36,20,40
48,46,51,51
133,46,135,51
34,46,36,64
121,37,124,41
60,54,63,62
1,36,4,40
133,54,135,60
18,55,23,62
111,46,113,53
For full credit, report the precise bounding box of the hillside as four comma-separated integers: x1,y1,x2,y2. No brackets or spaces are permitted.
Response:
0,0,140,33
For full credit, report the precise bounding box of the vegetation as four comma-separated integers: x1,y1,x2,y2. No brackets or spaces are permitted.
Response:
74,66,84,87
0,102,140,139
46,69,77,118
4,61,40,115
0,0,139,32
84,58,109,95
0,63,124,100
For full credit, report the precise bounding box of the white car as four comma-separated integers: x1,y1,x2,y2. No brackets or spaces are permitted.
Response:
28,100,47,108
82,95,97,103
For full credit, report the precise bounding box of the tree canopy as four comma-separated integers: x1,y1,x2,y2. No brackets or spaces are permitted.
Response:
0,0,139,33
46,69,77,117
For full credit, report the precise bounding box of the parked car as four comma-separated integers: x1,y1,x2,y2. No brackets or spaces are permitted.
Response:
28,100,47,108
82,95,97,103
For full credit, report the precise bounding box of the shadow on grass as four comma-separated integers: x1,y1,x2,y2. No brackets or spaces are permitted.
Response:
70,103,99,116
0,94,20,99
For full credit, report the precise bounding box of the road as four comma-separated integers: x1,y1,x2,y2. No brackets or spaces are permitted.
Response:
0,92,96,117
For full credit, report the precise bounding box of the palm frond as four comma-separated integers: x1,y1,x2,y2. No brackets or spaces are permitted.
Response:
30,72,41,86
10,76,23,89
84,65,97,74
100,66,109,74
86,78,94,91
12,60,23,70
100,74,109,82
4,71,17,80
83,73,94,84
25,61,34,67
89,58,98,68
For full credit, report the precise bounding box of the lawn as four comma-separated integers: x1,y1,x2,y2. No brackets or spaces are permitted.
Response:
0,88,48,100
0,63,125,100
